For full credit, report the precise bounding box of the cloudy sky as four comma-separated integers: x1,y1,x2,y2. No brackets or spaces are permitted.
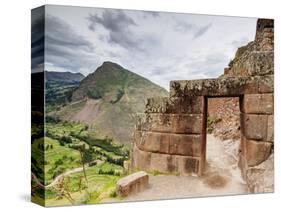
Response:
32,5,257,90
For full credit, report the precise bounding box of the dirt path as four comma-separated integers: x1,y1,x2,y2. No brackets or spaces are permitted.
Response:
32,166,88,189
32,159,106,188
122,134,248,202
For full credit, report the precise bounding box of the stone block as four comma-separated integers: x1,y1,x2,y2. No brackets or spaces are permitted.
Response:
132,145,151,170
267,115,274,142
170,79,204,97
150,114,172,133
169,134,201,156
150,153,176,173
145,97,175,113
117,171,149,197
135,113,152,131
241,113,268,140
242,94,273,114
135,131,170,154
246,139,272,166
175,156,200,175
145,96,203,114
258,74,274,93
177,96,203,114
171,114,202,134
149,114,202,134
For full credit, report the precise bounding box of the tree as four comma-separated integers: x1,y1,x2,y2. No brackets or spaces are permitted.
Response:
77,144,90,183
55,176,74,205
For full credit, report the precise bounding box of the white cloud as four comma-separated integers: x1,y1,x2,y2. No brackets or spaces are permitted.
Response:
43,5,257,90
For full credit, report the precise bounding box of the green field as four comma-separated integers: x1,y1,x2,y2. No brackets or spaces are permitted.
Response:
31,120,129,206
44,163,123,206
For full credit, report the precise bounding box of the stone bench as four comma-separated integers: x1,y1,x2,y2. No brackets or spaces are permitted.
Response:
116,171,149,197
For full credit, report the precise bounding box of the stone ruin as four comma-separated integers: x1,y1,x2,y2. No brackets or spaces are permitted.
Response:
131,19,274,185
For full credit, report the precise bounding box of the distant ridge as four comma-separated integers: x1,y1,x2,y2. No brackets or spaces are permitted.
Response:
45,71,84,82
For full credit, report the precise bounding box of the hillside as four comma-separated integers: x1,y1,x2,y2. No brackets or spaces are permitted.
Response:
45,71,85,112
50,62,169,145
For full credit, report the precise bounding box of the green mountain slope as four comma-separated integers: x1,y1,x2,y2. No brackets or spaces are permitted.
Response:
45,71,85,112
50,62,168,145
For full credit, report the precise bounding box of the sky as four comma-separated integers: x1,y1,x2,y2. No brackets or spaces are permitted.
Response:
32,5,257,90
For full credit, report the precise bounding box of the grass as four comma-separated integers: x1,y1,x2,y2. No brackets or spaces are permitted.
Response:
45,163,123,206
44,137,81,184
32,120,128,206
31,137,81,185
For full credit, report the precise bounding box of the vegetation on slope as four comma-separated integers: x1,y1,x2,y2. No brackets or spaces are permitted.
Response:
31,119,128,205
50,62,169,144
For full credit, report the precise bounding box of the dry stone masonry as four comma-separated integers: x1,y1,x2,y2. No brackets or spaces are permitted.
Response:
131,19,274,183
132,75,273,176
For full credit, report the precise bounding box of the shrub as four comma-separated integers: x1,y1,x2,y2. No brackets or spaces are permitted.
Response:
55,158,63,167
61,135,72,144
52,167,65,179
109,190,117,198
89,161,97,167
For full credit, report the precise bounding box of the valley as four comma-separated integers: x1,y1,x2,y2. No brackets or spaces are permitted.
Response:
32,62,168,205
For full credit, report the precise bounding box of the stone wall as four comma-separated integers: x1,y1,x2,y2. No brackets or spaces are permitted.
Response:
239,93,274,177
131,75,274,177
131,19,274,191
132,95,205,175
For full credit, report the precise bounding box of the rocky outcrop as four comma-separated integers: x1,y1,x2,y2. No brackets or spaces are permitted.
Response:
245,154,274,193
224,19,274,77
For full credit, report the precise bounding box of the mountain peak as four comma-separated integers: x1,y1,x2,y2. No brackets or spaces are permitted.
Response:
55,62,168,144
71,61,167,102
99,61,126,72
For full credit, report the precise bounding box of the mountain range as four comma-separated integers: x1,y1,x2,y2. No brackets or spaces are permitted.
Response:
45,71,84,82
47,62,168,145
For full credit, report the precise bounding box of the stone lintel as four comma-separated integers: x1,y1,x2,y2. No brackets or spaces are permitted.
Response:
170,75,273,98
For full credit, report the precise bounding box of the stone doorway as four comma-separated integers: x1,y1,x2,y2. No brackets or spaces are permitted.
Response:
202,96,242,175
132,76,273,177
